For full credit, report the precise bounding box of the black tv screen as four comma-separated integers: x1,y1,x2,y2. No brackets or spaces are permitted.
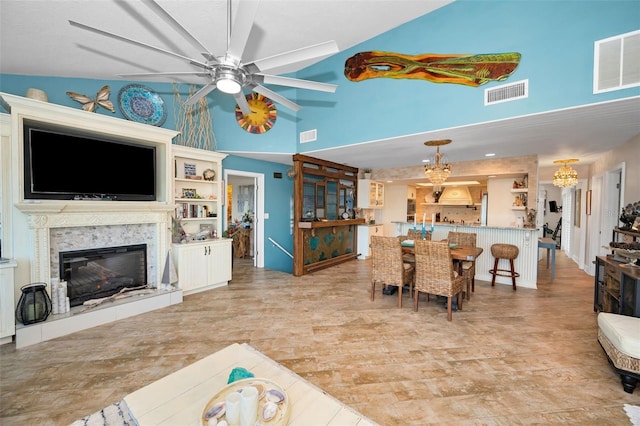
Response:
24,123,156,201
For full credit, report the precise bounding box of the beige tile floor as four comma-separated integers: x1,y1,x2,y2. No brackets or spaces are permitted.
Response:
1,252,638,425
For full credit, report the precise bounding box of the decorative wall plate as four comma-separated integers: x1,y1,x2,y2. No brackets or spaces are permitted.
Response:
235,93,277,134
118,84,167,126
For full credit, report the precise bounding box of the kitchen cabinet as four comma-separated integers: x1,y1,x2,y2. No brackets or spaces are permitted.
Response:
173,239,232,294
357,180,384,208
407,186,416,200
357,224,384,259
0,260,17,344
594,255,640,317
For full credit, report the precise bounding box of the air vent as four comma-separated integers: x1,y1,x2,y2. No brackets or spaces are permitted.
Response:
484,79,528,105
299,129,317,143
594,29,640,93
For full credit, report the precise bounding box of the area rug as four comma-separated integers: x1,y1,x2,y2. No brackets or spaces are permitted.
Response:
69,399,138,426
626,404,640,426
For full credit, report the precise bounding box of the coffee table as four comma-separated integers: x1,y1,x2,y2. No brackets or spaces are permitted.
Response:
124,343,377,425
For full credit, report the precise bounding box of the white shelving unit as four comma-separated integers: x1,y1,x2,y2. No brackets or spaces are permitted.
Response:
171,145,232,294
172,145,227,237
511,187,528,210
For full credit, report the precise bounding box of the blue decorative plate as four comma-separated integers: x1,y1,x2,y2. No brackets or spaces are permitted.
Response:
118,84,166,126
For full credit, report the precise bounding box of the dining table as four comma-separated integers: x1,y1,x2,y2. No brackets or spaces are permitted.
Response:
400,240,484,299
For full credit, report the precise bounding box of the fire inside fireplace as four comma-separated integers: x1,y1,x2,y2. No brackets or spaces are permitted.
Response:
59,244,147,307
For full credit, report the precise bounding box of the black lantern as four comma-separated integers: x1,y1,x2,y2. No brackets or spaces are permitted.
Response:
16,283,52,325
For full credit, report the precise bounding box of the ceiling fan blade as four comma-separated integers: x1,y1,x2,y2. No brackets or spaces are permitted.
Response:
184,84,217,106
246,41,339,73
251,84,301,112
226,0,261,63
256,74,337,93
69,20,210,70
142,0,215,59
119,72,211,78
234,92,252,115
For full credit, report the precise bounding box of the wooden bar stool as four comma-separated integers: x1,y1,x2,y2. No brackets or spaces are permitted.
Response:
489,243,519,290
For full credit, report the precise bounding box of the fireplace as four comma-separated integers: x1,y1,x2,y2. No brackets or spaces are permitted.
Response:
59,244,147,307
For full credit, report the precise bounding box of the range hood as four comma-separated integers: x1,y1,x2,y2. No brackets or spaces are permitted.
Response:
437,186,474,205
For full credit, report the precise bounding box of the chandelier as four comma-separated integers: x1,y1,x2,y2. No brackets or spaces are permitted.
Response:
552,159,579,187
424,139,452,190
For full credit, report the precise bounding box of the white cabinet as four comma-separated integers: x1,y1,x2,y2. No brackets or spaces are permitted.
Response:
357,180,384,208
172,145,228,237
407,186,416,200
357,225,384,259
0,260,17,344
173,239,232,294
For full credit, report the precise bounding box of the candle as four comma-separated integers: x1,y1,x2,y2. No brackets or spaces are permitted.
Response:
431,213,435,228
423,212,426,228
413,215,417,228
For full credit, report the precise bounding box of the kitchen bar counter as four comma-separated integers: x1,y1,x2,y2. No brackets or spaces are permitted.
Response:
392,222,539,288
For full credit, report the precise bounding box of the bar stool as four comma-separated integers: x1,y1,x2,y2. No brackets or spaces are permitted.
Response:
489,243,519,290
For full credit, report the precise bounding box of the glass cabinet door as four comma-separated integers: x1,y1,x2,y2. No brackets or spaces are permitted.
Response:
316,184,325,218
303,182,315,219
326,180,337,220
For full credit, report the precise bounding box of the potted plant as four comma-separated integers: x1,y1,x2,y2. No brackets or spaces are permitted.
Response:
241,210,254,229
362,168,372,179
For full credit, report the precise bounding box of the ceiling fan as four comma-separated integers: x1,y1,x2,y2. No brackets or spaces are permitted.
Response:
68,0,339,115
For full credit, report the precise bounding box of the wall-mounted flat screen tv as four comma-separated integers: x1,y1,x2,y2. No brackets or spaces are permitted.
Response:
23,122,156,201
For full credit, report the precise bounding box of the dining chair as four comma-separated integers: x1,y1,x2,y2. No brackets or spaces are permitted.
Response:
413,240,464,321
447,231,477,299
407,228,431,241
370,235,414,307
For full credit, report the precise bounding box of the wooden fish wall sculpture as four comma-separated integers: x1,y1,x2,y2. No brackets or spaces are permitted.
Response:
66,85,115,113
344,51,521,87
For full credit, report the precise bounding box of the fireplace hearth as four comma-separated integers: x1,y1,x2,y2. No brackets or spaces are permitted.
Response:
60,244,147,307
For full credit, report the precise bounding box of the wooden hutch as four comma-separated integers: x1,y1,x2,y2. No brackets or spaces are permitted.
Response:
292,154,365,276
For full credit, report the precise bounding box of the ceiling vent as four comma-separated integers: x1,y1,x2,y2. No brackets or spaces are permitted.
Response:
438,186,474,205
299,129,317,143
594,29,640,93
484,79,528,105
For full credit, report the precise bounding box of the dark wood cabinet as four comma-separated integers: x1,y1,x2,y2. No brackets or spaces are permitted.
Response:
594,255,640,317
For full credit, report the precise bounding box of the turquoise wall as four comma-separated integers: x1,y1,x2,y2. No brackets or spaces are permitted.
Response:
294,0,640,152
223,155,295,273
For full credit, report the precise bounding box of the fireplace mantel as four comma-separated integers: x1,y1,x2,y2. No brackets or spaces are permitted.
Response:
1,93,182,347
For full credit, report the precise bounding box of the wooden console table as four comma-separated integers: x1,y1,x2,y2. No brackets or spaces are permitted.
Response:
594,255,640,317
124,343,377,425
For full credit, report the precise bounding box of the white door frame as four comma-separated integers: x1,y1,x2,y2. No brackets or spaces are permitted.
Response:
586,174,603,275
224,169,265,268
602,163,625,250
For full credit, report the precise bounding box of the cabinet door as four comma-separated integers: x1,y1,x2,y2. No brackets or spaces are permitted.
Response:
208,241,232,285
0,267,16,340
374,183,384,207
175,244,208,292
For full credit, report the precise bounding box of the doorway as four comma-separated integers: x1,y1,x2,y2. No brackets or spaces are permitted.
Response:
224,169,265,268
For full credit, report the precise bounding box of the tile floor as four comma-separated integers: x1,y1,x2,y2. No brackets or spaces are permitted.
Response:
1,252,638,425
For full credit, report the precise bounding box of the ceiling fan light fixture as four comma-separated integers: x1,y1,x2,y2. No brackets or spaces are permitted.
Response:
552,159,579,187
216,77,242,94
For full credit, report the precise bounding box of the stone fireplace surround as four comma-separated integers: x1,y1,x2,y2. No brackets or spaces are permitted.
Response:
1,93,184,348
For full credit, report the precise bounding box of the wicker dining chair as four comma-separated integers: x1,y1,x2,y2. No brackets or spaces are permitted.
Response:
447,231,477,300
370,235,414,308
413,239,464,321
407,228,431,241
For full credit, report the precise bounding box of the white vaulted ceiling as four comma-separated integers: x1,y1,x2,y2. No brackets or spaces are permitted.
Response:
1,0,638,170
